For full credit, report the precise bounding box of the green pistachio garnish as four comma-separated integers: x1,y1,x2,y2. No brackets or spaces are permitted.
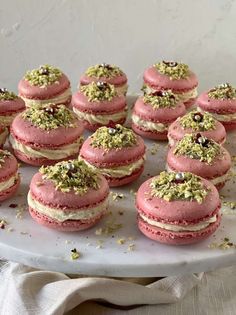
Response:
91,124,137,150
22,104,76,130
40,159,100,195
85,63,123,78
180,110,216,131
174,134,221,164
143,90,178,109
24,64,62,87
0,150,11,167
208,83,236,100
0,88,18,101
80,82,117,102
150,171,208,203
154,61,189,80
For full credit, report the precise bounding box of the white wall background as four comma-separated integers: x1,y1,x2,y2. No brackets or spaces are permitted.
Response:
0,0,236,94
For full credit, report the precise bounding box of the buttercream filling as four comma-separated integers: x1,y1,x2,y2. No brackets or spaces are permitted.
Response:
28,192,108,222
21,88,72,107
73,107,127,125
145,86,197,102
0,128,8,144
80,156,145,178
0,113,20,127
139,212,217,232
0,174,18,192
197,107,236,122
132,114,168,132
9,135,83,160
166,164,230,185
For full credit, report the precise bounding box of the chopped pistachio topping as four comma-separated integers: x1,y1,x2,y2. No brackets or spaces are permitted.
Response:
91,124,137,149
0,88,18,101
81,81,117,101
70,248,80,260
180,110,216,131
174,134,221,164
0,150,11,167
143,90,178,109
150,171,208,203
22,104,76,130
40,159,100,195
85,63,123,78
208,83,236,99
154,61,190,80
24,64,62,87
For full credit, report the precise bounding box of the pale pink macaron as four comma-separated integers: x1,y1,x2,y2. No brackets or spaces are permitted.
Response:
167,134,231,190
0,126,8,149
79,63,128,95
143,61,198,109
9,104,84,166
168,110,226,147
136,171,221,245
0,88,25,128
197,83,236,131
0,150,20,201
79,124,146,187
18,64,71,107
131,90,186,140
72,81,127,131
28,160,109,231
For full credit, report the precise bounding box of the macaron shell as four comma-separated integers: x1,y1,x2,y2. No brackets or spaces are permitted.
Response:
18,74,70,99
168,118,226,144
80,73,127,87
0,176,20,202
183,98,196,109
29,207,106,232
30,172,109,210
138,213,221,245
132,123,168,140
10,114,84,147
133,97,186,123
167,146,231,179
72,92,126,114
82,118,126,132
80,135,145,167
136,177,220,223
0,153,19,180
143,66,198,91
0,97,25,114
197,92,236,114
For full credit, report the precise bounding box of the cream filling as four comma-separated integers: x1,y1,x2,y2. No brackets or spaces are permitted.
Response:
0,113,20,127
9,135,83,160
0,128,8,144
28,192,108,222
167,135,176,147
73,107,127,125
21,88,72,107
140,212,217,232
197,107,236,122
80,156,145,178
144,86,197,102
0,174,18,192
167,164,230,185
132,114,168,132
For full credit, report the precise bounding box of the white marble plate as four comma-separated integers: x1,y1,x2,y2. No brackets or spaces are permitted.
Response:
0,112,236,277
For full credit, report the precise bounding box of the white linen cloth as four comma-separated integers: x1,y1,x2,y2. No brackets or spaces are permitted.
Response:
1,262,236,315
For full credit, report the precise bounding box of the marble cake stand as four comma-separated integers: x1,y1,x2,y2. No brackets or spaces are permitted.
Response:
0,122,236,277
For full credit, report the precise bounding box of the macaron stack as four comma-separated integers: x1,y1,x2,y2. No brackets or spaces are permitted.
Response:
18,64,72,107
72,81,127,131
143,61,198,108
28,159,109,231
79,63,128,96
132,90,186,140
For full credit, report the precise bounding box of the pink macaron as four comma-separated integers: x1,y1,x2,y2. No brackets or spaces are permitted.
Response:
143,61,198,109
136,171,221,245
131,90,186,140
79,124,146,187
167,133,231,190
0,150,20,201
197,83,236,131
28,159,109,231
168,110,226,147
72,81,127,131
0,126,8,149
0,88,25,128
9,104,84,166
79,63,128,96
18,64,71,107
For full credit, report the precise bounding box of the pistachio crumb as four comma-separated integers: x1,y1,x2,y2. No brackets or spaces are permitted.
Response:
208,83,236,100
117,238,126,245
24,64,62,87
154,61,189,80
209,237,236,250
128,243,135,251
111,192,125,201
85,63,123,79
81,81,117,102
71,248,80,260
0,88,18,101
143,90,178,109
180,110,216,131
